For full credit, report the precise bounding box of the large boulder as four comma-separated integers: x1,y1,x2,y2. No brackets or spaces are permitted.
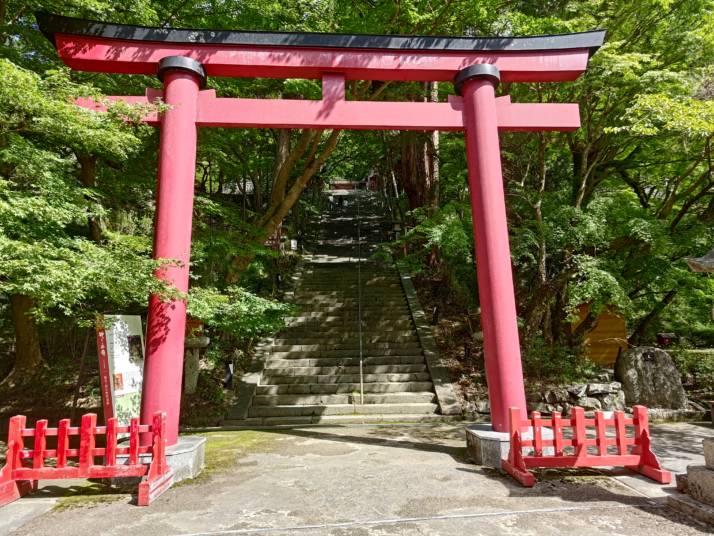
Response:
615,346,687,409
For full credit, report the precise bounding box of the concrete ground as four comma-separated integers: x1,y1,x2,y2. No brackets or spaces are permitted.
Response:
3,422,713,535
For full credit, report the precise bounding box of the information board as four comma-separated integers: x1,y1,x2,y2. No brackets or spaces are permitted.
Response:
96,315,145,424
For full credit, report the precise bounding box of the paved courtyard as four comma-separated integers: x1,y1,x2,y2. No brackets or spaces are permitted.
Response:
3,422,713,535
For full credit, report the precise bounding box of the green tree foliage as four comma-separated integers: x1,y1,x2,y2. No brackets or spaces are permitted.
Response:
393,0,714,377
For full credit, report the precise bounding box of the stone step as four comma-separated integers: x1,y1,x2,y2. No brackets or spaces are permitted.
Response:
233,198,450,426
286,313,412,319
247,402,438,418
263,364,427,376
271,340,419,353
296,277,400,282
291,292,404,301
296,281,400,285
293,295,405,301
300,275,397,279
288,308,410,315
299,287,399,291
271,332,419,351
300,279,399,284
292,297,405,303
284,313,411,321
283,325,414,333
252,391,435,406
292,309,409,315
268,343,419,352
266,356,426,368
298,274,399,279
283,320,412,327
267,336,418,348
302,267,393,272
224,414,461,426
292,299,407,306
261,372,431,384
284,318,413,327
269,335,419,345
270,347,423,358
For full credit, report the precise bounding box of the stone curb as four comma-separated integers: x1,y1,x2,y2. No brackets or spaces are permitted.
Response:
395,262,462,416
666,493,714,526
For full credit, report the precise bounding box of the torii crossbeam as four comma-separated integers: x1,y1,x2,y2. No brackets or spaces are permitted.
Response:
38,13,605,445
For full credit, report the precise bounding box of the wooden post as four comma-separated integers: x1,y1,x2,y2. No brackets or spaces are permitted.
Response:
56,419,70,468
532,411,543,457
573,407,587,457
615,411,627,455
552,411,563,456
31,419,47,490
129,417,140,466
105,418,117,466
595,411,606,456
79,414,97,472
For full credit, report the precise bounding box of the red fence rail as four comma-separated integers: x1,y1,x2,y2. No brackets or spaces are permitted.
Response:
502,405,671,487
0,411,173,507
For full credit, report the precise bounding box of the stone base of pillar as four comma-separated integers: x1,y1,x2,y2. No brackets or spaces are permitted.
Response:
111,435,206,487
465,423,554,469
165,435,206,482
465,424,510,468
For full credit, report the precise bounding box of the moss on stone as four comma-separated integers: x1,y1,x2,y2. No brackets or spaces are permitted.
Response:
52,482,128,511
176,430,272,486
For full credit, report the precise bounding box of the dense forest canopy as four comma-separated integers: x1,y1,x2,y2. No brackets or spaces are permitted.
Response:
1,0,713,392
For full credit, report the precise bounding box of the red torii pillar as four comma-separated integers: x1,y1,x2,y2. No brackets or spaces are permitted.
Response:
142,58,205,445
456,65,528,429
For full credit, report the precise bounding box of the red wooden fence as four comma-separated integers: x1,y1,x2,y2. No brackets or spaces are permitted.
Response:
0,411,173,507
502,405,671,487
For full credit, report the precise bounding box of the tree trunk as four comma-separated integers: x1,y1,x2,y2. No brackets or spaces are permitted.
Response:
226,130,341,281
628,289,678,345
2,294,43,385
77,154,103,243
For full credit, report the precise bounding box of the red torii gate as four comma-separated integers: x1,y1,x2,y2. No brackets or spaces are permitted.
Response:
38,13,605,445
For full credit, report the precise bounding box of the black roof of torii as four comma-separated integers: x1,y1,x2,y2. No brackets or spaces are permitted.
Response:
36,12,605,56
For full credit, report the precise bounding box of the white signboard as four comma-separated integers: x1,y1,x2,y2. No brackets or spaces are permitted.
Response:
96,315,145,424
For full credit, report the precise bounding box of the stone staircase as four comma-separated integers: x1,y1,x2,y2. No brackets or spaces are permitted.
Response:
226,191,459,425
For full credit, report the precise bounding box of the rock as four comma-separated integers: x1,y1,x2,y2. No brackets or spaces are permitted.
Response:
473,399,490,414
688,399,707,412
596,371,613,382
587,381,622,395
568,384,588,398
577,396,602,410
545,388,569,404
526,391,544,403
183,348,201,395
687,466,714,507
528,402,550,414
587,383,611,395
615,346,688,409
600,391,626,411
704,438,714,470
676,473,689,493
616,390,626,409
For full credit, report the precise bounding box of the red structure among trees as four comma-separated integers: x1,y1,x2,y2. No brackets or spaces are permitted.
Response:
38,13,605,444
